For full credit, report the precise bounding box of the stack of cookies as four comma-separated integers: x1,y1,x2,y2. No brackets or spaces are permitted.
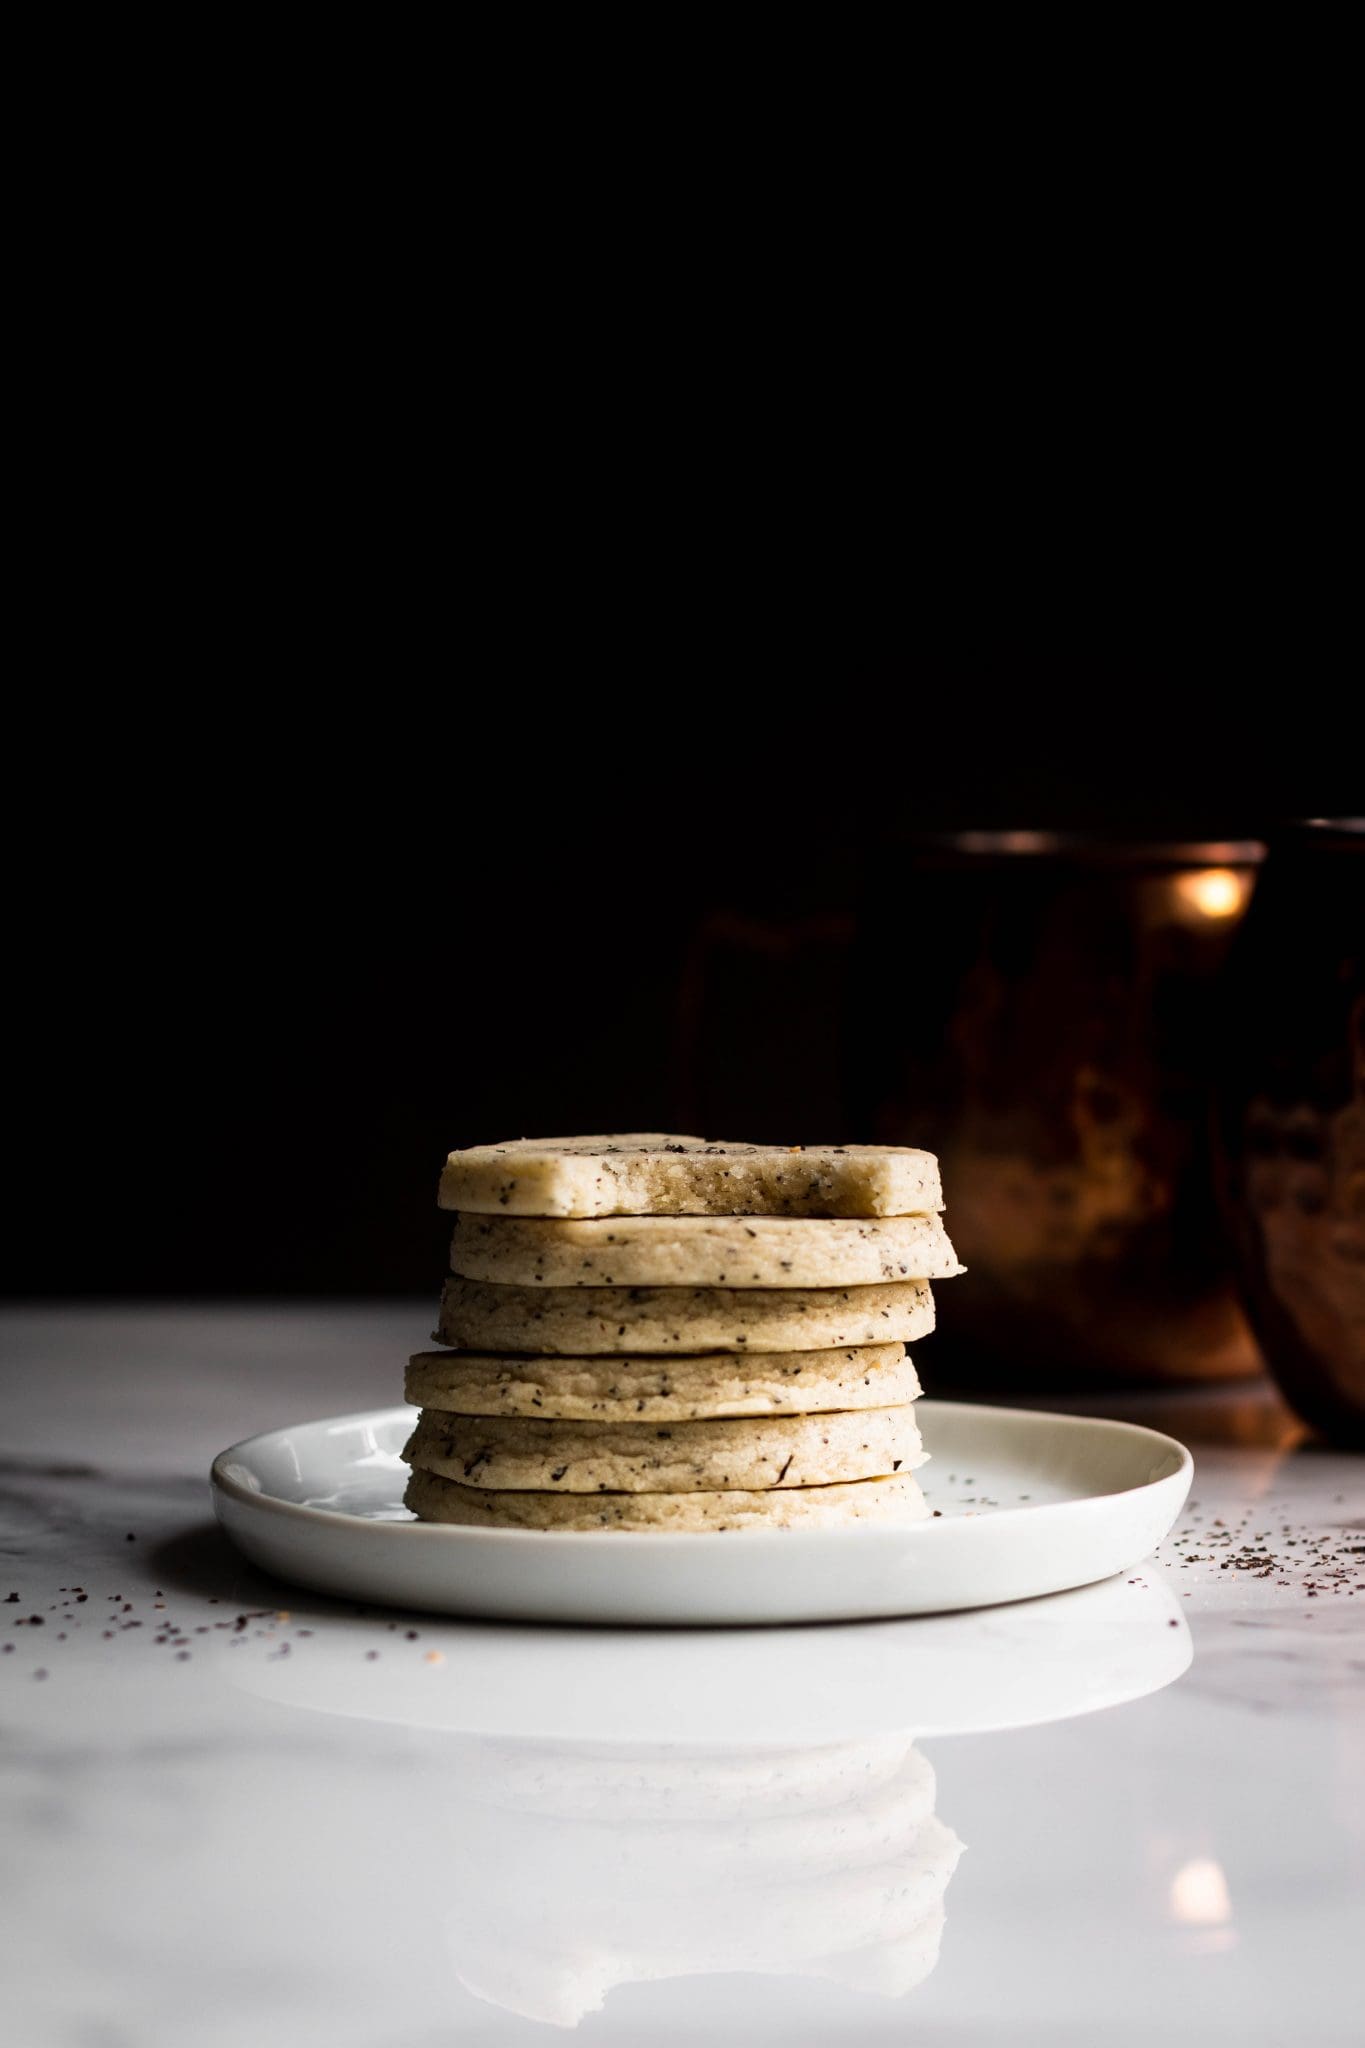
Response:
403,1136,961,1531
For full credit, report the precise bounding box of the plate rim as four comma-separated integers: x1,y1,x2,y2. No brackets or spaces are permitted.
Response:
210,1398,1194,1547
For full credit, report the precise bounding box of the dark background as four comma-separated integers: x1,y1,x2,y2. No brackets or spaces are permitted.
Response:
7,669,1345,1298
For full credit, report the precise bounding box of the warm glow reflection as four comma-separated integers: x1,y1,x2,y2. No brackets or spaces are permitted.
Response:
1175,868,1249,920
1170,1856,1232,1926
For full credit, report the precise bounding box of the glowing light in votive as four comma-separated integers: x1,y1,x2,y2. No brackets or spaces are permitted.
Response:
1175,868,1248,920
1170,1857,1232,1926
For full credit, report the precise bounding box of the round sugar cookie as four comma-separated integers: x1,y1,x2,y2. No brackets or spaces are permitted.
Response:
435,1277,936,1355
448,1212,962,1288
438,1135,944,1219
403,1404,925,1496
403,1466,931,1530
405,1342,921,1421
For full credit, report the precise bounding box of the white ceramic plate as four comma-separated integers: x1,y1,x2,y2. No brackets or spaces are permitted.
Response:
210,1400,1192,1626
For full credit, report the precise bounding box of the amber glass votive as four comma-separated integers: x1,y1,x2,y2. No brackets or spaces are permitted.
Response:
851,834,1266,1391
1214,821,1365,1442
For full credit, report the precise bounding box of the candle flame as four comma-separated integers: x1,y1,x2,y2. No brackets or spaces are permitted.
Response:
1175,868,1248,920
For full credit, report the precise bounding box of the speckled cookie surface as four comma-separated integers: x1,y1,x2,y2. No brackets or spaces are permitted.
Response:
403,1465,931,1530
438,1135,943,1219
405,1343,921,1420
436,1277,936,1354
403,1404,925,1493
448,1212,962,1288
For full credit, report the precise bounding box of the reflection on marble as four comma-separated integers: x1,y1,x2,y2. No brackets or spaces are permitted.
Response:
216,1570,1193,1745
202,1574,1190,2029
441,1732,962,2026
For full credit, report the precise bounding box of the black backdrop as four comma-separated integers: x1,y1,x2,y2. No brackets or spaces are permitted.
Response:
7,670,1341,1297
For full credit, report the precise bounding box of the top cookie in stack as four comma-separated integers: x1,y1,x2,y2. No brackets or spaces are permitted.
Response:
436,1134,945,1218
403,1136,962,1533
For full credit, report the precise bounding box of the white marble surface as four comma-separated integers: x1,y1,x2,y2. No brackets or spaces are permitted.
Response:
1,1305,1362,2048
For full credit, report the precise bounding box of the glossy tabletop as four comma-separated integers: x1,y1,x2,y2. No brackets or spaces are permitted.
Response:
2,1305,1362,2048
